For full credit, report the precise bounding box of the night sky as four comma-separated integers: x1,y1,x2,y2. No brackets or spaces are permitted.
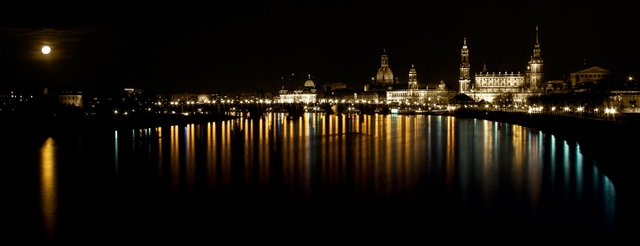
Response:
0,1,637,94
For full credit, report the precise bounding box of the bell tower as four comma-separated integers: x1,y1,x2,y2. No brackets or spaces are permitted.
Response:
527,26,543,90
459,37,471,93
408,64,418,90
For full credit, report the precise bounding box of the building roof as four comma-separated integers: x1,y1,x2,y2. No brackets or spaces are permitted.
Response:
304,79,315,88
571,66,610,75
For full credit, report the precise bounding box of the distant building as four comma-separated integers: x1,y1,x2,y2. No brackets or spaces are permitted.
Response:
474,71,526,93
323,83,347,91
123,88,143,95
460,27,543,102
386,66,452,104
58,91,83,108
609,91,640,112
375,49,394,85
543,80,570,93
171,93,212,103
458,37,472,93
122,88,145,102
342,92,379,101
303,76,316,91
570,66,610,88
408,64,418,90
279,75,318,103
386,89,452,104
0,83,38,111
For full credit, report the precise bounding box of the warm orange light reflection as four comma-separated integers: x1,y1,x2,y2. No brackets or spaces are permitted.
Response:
186,124,196,190
157,127,163,180
40,137,56,240
221,121,231,186
512,124,524,193
170,125,179,190
446,116,455,186
119,113,611,216
244,119,251,184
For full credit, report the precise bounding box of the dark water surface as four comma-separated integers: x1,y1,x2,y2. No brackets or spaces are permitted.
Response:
6,114,623,244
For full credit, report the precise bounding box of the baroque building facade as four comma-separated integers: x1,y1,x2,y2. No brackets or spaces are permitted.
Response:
386,65,452,104
279,75,318,103
460,27,543,102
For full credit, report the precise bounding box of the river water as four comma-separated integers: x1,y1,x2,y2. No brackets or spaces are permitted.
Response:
6,113,621,244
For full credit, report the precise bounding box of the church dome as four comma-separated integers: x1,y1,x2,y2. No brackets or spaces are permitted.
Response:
375,51,394,84
376,67,394,84
304,79,315,88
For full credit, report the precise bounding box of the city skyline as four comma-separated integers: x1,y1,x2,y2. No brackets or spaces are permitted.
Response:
2,3,638,244
0,2,637,93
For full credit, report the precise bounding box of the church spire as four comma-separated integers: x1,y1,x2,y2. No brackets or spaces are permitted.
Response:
459,37,471,93
528,26,543,90
531,26,542,60
381,48,389,67
460,38,469,70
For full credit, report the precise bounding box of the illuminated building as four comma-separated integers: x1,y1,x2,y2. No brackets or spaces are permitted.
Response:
171,93,212,103
386,66,452,104
460,27,543,102
375,49,394,85
57,91,83,108
279,75,318,103
408,64,418,90
459,37,471,93
527,26,544,90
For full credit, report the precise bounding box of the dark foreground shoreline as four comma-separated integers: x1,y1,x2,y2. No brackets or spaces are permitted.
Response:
453,109,639,245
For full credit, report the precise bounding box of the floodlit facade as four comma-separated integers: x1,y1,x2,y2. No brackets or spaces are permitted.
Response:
58,91,83,108
386,65,451,103
474,72,526,93
460,27,543,102
279,75,318,103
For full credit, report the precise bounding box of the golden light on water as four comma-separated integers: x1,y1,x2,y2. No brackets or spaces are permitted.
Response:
170,125,179,190
119,113,613,217
40,137,56,240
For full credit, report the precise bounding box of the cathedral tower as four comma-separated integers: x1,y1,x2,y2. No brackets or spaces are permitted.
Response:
408,64,418,90
459,37,471,93
527,26,543,90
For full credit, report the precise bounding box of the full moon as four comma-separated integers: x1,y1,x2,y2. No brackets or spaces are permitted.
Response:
41,45,51,55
